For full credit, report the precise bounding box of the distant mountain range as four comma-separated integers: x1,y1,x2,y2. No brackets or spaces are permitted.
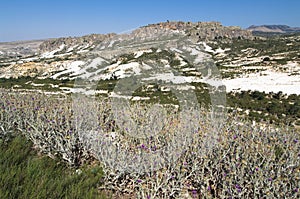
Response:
247,25,300,34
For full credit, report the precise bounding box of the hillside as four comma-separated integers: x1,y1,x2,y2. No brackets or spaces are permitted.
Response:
247,24,300,35
0,21,299,126
0,21,300,198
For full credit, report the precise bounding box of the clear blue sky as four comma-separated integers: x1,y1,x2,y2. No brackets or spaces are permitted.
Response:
1,0,300,42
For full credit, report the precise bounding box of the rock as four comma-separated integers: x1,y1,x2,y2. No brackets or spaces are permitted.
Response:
144,21,253,40
38,33,116,53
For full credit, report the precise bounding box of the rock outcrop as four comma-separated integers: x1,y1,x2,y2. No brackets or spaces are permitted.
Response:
0,21,255,79
39,33,116,53
144,21,253,40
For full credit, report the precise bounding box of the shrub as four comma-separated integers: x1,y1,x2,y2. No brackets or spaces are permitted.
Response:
0,89,299,198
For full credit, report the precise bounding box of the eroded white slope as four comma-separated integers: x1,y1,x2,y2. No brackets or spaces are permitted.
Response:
223,70,300,95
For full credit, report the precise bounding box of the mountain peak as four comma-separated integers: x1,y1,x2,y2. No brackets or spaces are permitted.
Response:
247,24,300,34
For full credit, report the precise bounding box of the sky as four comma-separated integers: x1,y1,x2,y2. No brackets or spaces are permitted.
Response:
1,0,300,42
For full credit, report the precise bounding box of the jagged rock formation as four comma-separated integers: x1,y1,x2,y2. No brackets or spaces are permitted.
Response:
0,21,255,79
39,21,252,54
39,33,116,52
0,21,253,60
145,21,253,40
189,21,253,40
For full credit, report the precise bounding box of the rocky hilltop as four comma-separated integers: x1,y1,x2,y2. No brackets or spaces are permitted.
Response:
38,21,253,53
0,20,255,79
0,21,256,80
145,21,253,40
0,21,253,60
39,33,116,53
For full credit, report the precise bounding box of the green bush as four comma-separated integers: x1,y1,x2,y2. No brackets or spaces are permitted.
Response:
0,135,107,199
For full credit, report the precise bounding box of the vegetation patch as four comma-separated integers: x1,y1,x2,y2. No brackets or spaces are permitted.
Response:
0,134,107,199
